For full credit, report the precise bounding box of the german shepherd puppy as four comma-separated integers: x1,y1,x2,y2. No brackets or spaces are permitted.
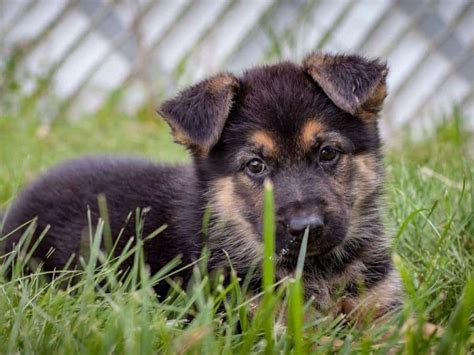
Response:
1,53,401,319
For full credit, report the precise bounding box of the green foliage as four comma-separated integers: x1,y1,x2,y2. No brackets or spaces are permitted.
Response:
0,107,473,354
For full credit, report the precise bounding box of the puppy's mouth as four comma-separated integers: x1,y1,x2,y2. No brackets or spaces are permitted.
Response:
276,232,337,260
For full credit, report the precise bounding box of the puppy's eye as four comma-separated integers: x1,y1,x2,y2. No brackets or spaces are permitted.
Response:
319,146,338,162
245,158,267,176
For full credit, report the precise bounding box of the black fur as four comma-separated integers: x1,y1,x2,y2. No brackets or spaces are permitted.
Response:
2,53,400,314
2,157,201,294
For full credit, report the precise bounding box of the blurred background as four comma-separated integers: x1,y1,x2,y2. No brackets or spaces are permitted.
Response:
0,0,473,143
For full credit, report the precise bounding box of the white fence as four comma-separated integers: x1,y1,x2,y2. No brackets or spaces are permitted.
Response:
1,0,473,140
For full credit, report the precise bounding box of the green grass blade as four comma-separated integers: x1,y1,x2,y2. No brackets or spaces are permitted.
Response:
288,227,309,354
262,179,275,293
262,179,276,354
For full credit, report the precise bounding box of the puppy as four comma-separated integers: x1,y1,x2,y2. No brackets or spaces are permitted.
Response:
1,53,401,319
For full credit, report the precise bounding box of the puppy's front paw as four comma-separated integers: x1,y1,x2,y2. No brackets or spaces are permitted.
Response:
333,270,402,325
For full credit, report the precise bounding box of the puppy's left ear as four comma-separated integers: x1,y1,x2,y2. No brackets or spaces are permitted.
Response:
303,53,388,122
159,73,239,156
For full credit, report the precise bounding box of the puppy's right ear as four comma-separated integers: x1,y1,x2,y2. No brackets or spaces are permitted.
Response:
303,53,388,123
159,73,239,156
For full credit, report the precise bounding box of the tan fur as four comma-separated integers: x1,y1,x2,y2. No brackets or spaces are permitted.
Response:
300,120,324,151
329,260,366,292
303,53,357,114
164,73,239,157
303,53,387,120
206,73,239,94
172,128,193,147
352,153,382,208
335,268,402,323
303,52,331,71
354,153,378,181
207,177,263,271
356,77,388,123
332,154,353,193
304,260,367,310
236,174,264,211
210,177,252,231
173,128,209,157
199,74,239,155
327,152,389,288
349,152,385,246
249,130,277,156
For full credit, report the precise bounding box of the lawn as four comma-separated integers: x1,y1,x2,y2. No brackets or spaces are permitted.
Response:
0,104,472,354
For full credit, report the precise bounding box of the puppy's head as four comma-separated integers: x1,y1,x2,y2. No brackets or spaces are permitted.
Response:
159,53,388,268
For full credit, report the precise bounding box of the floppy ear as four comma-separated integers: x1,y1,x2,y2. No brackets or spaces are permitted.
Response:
159,73,239,156
303,53,388,122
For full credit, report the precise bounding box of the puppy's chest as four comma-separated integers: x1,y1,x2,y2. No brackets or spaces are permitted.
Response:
277,259,366,307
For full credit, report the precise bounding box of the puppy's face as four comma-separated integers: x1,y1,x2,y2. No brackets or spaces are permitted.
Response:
160,53,387,266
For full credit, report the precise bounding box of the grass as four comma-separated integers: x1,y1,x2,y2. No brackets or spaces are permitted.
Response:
0,105,473,354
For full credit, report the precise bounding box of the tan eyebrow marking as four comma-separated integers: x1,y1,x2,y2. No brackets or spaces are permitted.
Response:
301,120,325,151
249,130,277,156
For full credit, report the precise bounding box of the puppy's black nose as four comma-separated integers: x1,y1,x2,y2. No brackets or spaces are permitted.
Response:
288,215,324,236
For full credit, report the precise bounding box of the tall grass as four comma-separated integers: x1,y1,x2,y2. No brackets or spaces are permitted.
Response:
0,109,473,353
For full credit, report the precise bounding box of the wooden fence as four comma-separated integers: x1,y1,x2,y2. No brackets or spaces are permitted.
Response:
1,0,473,141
